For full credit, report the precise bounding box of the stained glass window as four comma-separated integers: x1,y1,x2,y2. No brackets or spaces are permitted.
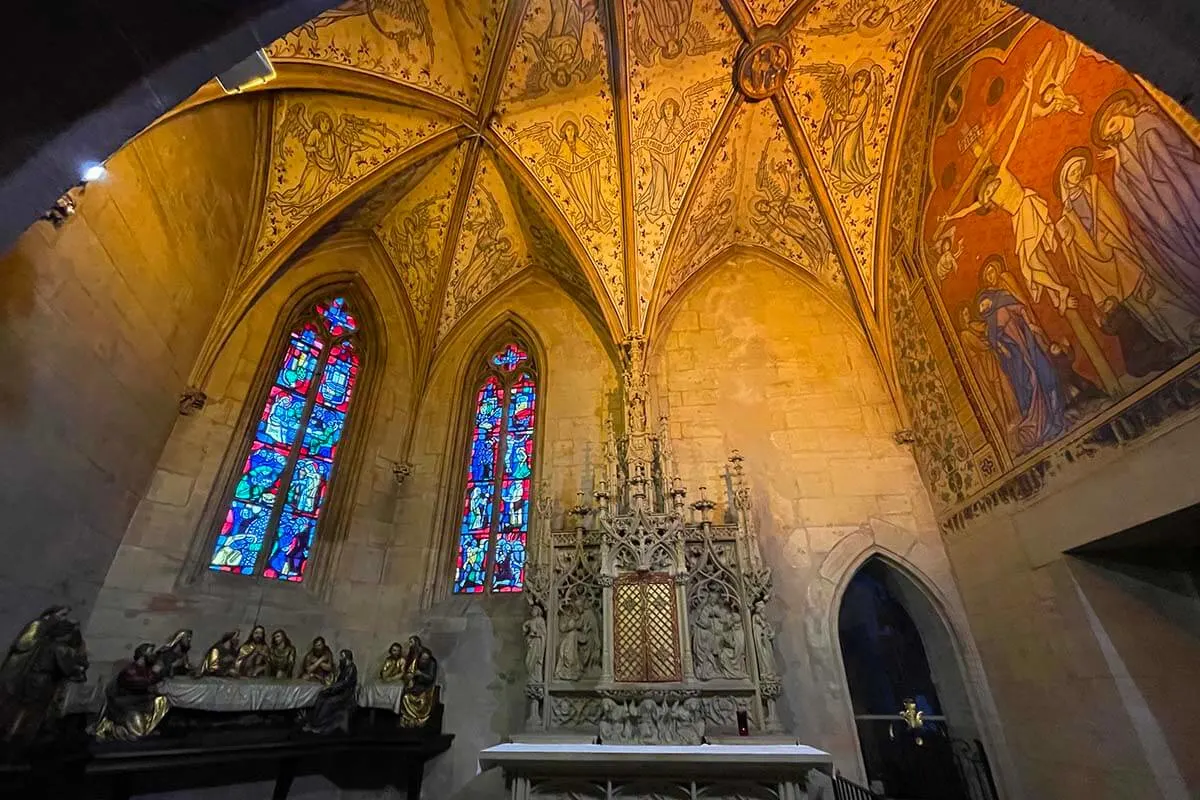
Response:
453,342,537,594
210,296,362,583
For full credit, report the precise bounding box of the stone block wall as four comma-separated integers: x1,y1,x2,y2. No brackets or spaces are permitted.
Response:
651,254,1004,782
0,99,259,645
945,412,1200,799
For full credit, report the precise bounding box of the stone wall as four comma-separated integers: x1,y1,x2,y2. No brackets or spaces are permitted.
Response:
0,99,259,644
85,246,618,798
944,411,1200,798
650,254,1006,783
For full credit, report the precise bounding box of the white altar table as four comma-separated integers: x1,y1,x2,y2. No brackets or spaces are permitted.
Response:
479,742,836,799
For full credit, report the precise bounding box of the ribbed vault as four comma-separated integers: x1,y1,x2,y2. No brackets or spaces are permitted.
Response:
171,0,951,390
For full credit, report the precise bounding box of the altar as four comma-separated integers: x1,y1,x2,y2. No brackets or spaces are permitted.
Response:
479,742,836,799
481,336,836,799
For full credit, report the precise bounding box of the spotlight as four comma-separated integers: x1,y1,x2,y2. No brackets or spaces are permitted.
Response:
81,163,107,183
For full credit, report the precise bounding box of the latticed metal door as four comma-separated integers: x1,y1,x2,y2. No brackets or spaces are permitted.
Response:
612,572,682,682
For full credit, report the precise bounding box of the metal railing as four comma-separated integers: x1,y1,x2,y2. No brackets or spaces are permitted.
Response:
834,775,882,800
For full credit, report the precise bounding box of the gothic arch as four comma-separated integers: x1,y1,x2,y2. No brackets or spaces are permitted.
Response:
425,312,550,603
825,541,1014,797
182,273,389,601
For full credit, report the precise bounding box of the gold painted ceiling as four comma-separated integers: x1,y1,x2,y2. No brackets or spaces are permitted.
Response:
184,0,951,359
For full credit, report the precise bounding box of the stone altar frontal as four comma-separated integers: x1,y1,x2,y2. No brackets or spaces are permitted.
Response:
479,742,835,799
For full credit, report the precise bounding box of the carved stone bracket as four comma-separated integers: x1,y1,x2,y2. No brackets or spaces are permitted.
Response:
390,461,413,486
178,388,207,416
893,429,916,445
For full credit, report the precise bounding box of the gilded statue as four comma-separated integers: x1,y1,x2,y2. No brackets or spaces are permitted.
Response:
93,643,169,741
378,642,405,682
200,631,240,677
399,636,438,728
267,629,296,679
300,636,336,684
154,629,194,678
235,625,271,678
0,605,89,743
302,650,357,735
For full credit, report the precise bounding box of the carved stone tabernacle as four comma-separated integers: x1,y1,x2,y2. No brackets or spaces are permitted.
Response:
521,335,784,742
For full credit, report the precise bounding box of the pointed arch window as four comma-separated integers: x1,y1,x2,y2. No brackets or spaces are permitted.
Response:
208,296,363,583
453,342,538,594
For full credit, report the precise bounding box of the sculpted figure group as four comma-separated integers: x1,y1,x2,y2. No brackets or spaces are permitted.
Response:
0,606,446,745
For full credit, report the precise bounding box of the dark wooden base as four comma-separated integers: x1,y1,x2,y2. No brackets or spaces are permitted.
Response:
0,710,453,799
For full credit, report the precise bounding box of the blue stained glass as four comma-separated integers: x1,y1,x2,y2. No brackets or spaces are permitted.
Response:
492,532,527,593
234,442,289,505
211,501,271,575
317,342,357,412
316,297,358,336
462,483,495,534
263,507,315,582
300,405,346,460
210,296,364,583
454,533,489,594
287,457,331,514
490,343,528,372
258,387,307,448
276,325,323,393
493,372,536,593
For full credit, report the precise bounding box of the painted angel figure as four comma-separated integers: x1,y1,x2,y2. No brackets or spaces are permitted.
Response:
751,149,834,274
270,104,400,218
297,0,435,57
797,61,886,196
634,78,725,220
793,0,928,38
520,0,605,98
932,226,965,280
517,115,616,233
386,197,442,284
1032,36,1083,119
457,188,517,294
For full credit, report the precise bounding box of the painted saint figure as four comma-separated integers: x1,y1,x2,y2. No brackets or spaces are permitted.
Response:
976,257,1066,451
518,116,615,233
1094,89,1200,315
959,305,1021,452
1054,147,1198,359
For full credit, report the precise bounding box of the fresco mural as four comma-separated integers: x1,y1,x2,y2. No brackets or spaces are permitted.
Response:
922,19,1200,462
250,93,454,266
495,0,627,321
787,0,936,306
268,0,504,109
438,152,532,341
628,0,738,318
376,145,466,330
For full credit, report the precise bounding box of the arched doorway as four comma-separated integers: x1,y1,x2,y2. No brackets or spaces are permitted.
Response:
837,556,998,800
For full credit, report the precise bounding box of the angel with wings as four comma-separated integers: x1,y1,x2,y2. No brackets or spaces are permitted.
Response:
457,188,518,298
797,60,886,196
793,0,927,38
630,0,726,65
297,0,435,58
270,104,401,218
386,197,443,289
1032,36,1083,119
519,0,605,99
675,151,736,270
517,114,615,233
634,78,725,220
751,149,834,275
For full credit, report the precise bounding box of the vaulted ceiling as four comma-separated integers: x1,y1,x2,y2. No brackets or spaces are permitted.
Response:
172,0,951,376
